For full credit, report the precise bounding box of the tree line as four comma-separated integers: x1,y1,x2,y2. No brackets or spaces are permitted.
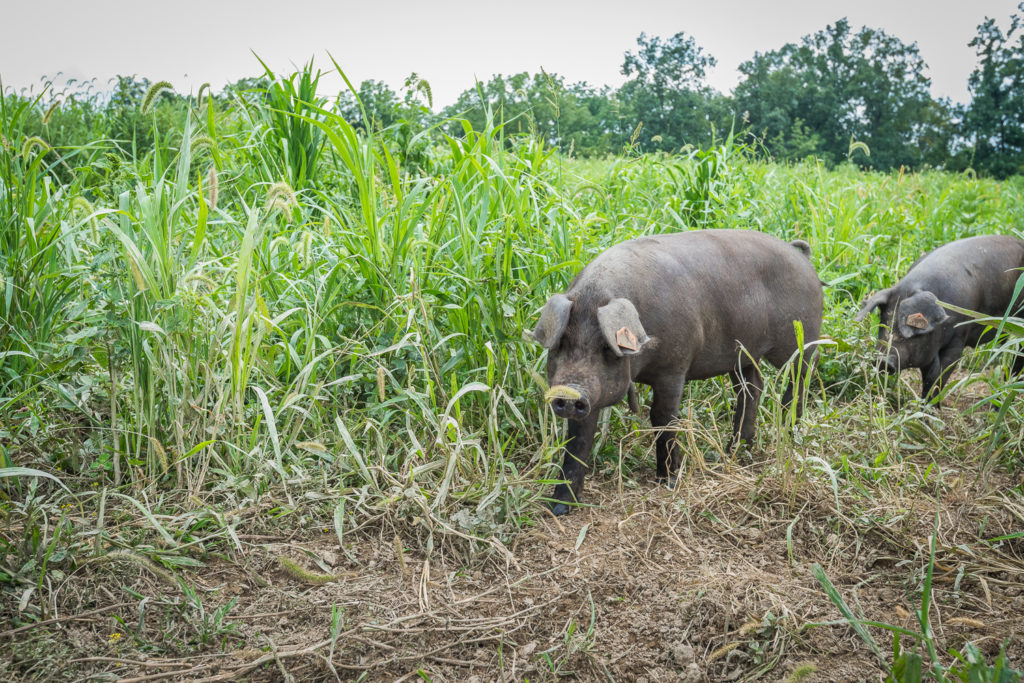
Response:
13,5,1024,178
433,10,1023,177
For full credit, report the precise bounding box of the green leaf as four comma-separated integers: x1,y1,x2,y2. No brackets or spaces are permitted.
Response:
574,523,591,552
0,467,71,493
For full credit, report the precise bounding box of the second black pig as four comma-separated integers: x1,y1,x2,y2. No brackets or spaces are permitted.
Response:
855,234,1024,400
532,229,824,515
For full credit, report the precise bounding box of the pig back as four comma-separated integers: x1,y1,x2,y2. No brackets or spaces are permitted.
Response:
569,229,823,379
901,235,1024,315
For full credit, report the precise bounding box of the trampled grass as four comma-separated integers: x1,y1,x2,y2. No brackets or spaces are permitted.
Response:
0,66,1022,680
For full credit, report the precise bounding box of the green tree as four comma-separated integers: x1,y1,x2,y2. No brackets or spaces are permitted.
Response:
335,77,437,172
962,2,1024,178
443,71,608,153
735,19,943,169
105,75,153,153
617,31,729,152
337,80,402,131
561,82,624,156
444,73,543,140
219,75,272,105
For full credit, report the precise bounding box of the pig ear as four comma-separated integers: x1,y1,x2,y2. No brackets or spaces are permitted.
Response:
897,291,949,337
597,298,650,357
854,288,892,322
531,294,573,349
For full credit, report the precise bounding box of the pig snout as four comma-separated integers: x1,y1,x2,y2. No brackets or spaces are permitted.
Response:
548,385,591,419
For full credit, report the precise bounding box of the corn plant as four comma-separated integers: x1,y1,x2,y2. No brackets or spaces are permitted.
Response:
248,57,326,190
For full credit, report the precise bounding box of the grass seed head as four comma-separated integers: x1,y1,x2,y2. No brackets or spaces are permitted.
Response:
127,254,148,291
629,121,643,145
72,196,94,216
265,181,298,214
276,556,336,585
737,619,761,636
394,534,408,575
191,134,215,155
93,551,177,587
42,99,61,124
708,641,740,663
149,436,169,474
21,136,51,160
545,385,582,401
141,81,174,114
301,230,313,266
197,82,211,109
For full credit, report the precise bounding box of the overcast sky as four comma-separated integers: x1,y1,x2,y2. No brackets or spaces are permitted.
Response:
1,1,1020,107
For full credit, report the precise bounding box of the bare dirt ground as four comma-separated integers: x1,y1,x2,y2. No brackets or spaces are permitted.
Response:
3,451,1023,682
3,366,1024,681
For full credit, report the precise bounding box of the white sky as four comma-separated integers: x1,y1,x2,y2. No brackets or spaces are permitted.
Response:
1,1,1020,107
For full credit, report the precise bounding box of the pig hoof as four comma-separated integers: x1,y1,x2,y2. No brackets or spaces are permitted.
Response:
550,502,571,517
655,474,677,489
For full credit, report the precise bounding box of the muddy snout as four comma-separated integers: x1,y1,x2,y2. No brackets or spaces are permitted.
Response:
546,384,591,419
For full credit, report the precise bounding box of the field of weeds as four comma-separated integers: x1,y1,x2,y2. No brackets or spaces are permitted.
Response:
1,69,1023,681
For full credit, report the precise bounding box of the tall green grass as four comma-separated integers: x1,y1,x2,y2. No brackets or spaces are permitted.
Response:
1,65,1022,548
0,87,89,458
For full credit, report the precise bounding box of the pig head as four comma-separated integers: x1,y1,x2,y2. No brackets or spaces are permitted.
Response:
855,288,950,380
532,293,653,421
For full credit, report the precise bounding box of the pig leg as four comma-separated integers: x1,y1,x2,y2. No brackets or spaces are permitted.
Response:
920,356,944,402
922,339,964,401
934,338,965,396
550,411,600,516
728,364,763,450
651,376,686,482
626,383,640,413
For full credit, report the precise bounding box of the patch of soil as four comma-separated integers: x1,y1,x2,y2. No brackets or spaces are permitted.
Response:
4,461,1023,682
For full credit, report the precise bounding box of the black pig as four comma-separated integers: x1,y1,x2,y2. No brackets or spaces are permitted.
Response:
532,229,824,515
855,234,1024,400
